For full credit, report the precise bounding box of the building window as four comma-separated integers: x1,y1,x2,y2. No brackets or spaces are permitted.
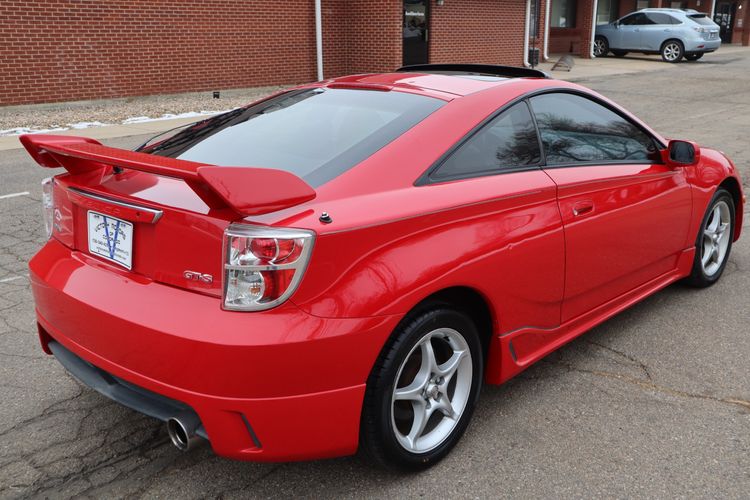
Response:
597,0,621,24
551,0,577,28
636,0,650,9
669,1,686,8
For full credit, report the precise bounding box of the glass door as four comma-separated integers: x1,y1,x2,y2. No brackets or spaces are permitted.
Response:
714,2,736,43
403,0,429,65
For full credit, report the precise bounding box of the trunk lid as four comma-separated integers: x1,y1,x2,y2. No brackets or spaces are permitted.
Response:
53,173,231,297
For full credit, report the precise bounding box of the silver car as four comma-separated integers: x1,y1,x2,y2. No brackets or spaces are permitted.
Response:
595,8,721,63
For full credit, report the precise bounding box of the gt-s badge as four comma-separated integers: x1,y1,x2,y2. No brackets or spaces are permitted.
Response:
183,270,213,284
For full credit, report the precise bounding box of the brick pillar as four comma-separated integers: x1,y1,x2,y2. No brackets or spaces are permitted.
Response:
580,0,597,58
743,3,750,46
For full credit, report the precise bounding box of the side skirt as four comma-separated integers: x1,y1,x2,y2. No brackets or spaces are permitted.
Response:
485,247,695,385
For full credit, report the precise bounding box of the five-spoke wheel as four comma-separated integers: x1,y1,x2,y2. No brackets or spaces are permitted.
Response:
700,200,732,277
686,188,735,287
360,308,482,470
391,328,472,453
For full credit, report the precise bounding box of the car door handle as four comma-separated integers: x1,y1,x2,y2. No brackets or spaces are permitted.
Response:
573,201,594,217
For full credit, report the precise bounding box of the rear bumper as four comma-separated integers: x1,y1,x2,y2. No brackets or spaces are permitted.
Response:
47,339,209,439
684,39,721,53
30,239,400,461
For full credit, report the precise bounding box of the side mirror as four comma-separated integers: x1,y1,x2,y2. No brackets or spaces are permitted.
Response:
667,139,701,166
613,21,620,28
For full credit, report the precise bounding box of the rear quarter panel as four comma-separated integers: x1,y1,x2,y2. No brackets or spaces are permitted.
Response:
289,171,566,335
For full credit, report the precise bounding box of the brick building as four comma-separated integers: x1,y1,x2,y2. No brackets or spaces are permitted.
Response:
1,0,748,107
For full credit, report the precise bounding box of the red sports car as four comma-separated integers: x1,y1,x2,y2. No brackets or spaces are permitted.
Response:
23,64,744,470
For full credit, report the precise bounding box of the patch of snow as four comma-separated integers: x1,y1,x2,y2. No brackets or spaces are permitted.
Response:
121,110,229,124
68,121,109,129
0,126,68,137
121,116,151,124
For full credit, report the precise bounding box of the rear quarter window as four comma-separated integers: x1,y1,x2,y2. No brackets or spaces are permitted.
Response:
431,102,541,181
138,88,445,188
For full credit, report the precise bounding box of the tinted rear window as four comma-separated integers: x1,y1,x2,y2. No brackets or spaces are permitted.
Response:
689,14,715,26
645,13,678,24
138,88,445,187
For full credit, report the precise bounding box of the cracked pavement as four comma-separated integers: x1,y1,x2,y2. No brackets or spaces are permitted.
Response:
1,50,749,498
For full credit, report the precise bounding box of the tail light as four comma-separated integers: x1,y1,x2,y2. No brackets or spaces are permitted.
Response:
222,224,315,311
41,177,54,239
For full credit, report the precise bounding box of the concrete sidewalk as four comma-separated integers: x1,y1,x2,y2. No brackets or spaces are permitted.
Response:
1,44,747,152
539,43,749,81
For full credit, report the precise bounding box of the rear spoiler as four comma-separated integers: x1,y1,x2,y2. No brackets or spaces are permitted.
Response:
19,134,316,217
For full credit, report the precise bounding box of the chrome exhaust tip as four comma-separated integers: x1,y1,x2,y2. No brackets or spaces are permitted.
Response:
167,412,201,451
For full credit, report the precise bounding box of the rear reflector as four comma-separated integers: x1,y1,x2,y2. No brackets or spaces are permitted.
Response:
41,177,54,239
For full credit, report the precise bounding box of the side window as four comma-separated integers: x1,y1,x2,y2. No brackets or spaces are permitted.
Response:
529,93,659,166
620,13,644,25
646,13,673,25
432,102,541,180
633,13,655,25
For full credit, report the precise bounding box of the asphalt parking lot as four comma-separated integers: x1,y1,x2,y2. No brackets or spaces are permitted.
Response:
1,51,749,498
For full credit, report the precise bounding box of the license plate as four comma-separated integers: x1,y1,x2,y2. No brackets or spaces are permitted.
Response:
710,32,718,39
87,211,134,269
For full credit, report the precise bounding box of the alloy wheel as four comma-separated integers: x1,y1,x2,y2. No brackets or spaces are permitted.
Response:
663,42,681,62
701,200,731,277
593,39,606,57
390,328,472,453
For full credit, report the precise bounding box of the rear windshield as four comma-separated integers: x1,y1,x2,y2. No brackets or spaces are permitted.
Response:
138,88,445,187
688,14,715,26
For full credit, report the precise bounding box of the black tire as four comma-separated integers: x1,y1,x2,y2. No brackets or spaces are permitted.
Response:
685,53,704,61
661,39,684,63
685,188,735,288
612,50,628,57
360,308,483,471
594,36,609,57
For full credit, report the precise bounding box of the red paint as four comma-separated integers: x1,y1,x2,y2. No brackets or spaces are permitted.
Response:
23,72,744,461
544,163,693,322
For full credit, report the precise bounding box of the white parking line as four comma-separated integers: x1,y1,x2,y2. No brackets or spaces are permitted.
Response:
0,191,30,200
0,276,26,283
